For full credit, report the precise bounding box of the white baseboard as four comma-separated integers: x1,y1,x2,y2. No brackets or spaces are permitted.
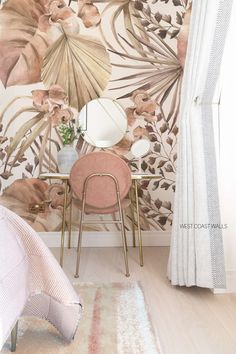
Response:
226,271,236,293
212,271,236,294
38,231,171,248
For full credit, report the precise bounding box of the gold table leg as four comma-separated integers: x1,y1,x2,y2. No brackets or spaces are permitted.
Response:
68,194,72,249
129,187,136,248
60,180,68,267
134,179,144,266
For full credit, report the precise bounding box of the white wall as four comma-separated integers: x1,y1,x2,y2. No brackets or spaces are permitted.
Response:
219,0,236,291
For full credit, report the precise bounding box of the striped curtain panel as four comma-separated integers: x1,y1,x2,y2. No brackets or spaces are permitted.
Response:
167,0,233,288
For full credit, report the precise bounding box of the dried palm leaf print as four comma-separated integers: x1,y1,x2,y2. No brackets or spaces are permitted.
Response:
41,29,111,110
99,0,151,57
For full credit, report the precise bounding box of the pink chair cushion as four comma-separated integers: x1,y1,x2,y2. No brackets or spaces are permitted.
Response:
69,151,131,210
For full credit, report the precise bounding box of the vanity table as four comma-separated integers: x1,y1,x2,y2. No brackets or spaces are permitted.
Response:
39,172,161,267
40,97,162,268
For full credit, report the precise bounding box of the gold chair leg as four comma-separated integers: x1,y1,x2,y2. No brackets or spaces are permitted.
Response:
134,180,144,267
123,215,128,252
129,187,136,248
75,196,85,278
11,321,18,352
120,209,130,277
124,231,128,252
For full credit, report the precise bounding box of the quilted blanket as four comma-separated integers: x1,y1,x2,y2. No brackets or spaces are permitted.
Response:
0,205,82,350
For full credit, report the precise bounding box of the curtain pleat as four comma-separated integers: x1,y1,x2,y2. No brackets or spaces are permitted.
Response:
168,0,233,288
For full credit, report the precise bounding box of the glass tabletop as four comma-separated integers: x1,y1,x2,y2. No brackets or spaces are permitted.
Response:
39,172,161,180
39,173,70,180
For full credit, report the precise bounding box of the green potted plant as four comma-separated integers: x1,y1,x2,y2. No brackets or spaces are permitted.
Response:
57,119,81,173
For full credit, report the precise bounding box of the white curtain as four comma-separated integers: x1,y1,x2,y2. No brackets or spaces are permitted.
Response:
168,0,233,288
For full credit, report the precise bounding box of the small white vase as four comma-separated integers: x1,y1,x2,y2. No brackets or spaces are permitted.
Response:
57,145,78,173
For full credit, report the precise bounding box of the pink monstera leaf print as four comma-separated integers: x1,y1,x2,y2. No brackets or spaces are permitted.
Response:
177,4,192,67
0,0,74,87
0,0,50,87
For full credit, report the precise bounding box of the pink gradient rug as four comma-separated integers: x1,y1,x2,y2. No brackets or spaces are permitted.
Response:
2,282,162,354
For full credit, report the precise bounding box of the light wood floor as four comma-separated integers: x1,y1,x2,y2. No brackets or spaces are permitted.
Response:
51,246,236,354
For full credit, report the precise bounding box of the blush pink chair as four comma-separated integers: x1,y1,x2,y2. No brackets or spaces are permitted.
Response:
69,151,132,278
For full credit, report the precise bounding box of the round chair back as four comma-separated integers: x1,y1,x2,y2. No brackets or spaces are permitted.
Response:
69,151,131,210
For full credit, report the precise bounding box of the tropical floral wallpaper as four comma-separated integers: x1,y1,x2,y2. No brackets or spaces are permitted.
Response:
0,0,192,232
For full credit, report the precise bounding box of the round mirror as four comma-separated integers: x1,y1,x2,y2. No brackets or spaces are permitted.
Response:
131,138,151,158
79,98,127,148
